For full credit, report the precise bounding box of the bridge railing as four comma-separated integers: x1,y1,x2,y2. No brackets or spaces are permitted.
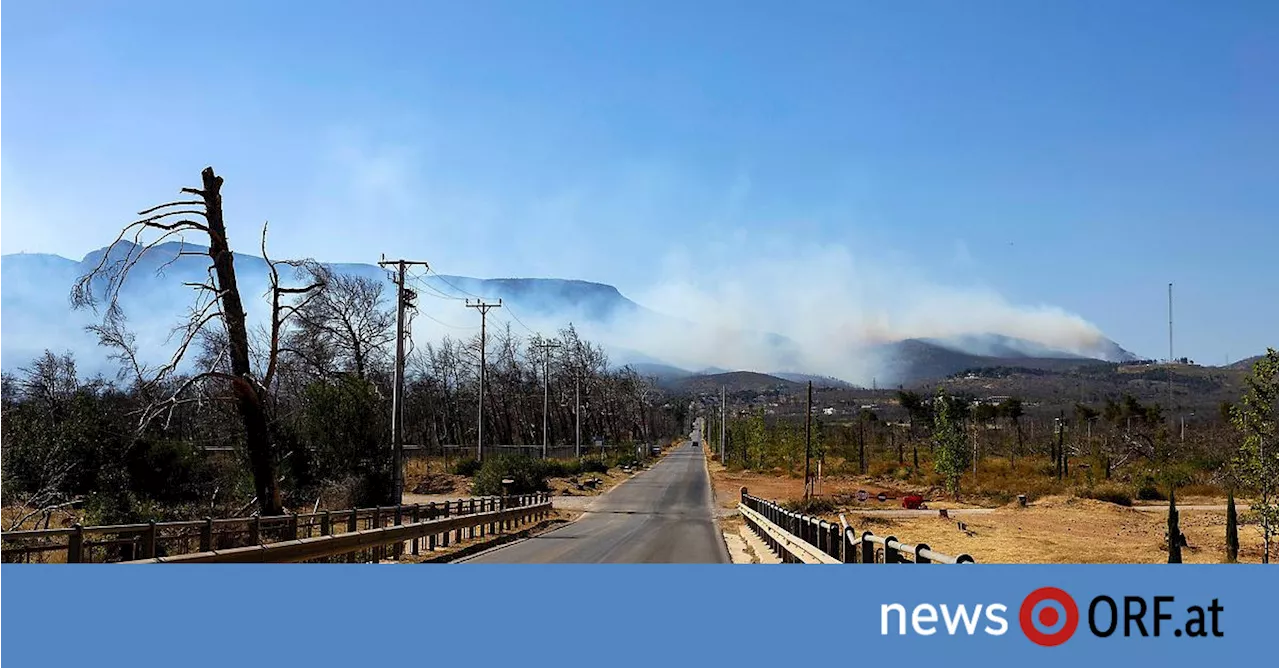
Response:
738,487,974,564
2,493,552,564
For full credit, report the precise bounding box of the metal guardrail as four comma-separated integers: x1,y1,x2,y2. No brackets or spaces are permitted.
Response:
2,494,551,564
739,488,974,564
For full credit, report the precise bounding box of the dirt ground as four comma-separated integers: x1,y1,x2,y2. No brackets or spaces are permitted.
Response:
838,497,1276,564
706,453,1276,564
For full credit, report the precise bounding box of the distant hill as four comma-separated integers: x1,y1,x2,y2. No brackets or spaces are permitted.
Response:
1225,354,1266,370
771,372,856,389
667,371,801,395
874,338,1116,386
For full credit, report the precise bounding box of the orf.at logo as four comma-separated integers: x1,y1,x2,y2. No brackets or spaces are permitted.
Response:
1020,587,1079,646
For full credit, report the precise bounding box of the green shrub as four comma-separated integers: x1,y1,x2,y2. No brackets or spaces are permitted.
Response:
580,458,609,474
782,497,838,515
471,455,551,496
1080,483,1133,506
1135,476,1167,501
452,458,482,477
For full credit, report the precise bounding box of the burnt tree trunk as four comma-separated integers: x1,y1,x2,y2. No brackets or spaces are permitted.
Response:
199,167,282,516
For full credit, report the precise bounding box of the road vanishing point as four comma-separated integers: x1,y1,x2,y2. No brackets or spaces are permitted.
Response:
463,444,729,563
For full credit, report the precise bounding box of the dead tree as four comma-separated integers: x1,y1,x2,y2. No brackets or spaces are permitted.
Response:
72,167,323,516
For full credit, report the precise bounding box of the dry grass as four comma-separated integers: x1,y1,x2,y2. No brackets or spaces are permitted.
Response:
836,497,1277,564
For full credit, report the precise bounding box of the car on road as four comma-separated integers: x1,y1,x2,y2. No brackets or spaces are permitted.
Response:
650,445,661,456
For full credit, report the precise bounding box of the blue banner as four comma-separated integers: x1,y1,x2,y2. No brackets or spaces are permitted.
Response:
4,565,1276,666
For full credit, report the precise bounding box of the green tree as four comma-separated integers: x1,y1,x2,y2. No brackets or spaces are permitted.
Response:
931,390,971,499
1229,348,1278,563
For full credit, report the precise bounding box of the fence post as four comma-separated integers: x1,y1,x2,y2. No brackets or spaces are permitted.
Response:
250,516,261,546
373,507,383,561
289,513,299,541
842,528,856,563
346,511,357,563
68,524,84,563
321,511,332,537
861,531,875,563
394,505,404,560
442,502,450,547
883,536,900,564
914,543,932,564
411,505,421,555
200,517,214,553
469,500,476,539
143,520,158,559
828,524,840,559
428,503,438,551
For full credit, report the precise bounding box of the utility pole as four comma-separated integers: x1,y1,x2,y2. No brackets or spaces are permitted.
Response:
1167,282,1175,428
804,381,813,500
465,298,502,462
720,385,726,466
575,374,582,459
532,338,561,459
378,257,430,504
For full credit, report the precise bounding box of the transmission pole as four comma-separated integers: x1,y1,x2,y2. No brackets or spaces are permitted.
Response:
804,381,813,500
1167,282,1174,424
378,257,429,504
575,374,582,459
465,298,501,461
720,385,726,465
533,338,561,459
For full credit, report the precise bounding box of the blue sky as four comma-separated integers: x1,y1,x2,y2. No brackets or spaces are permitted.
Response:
2,1,1276,365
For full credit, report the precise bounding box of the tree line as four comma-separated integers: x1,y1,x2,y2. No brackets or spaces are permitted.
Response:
1,167,685,526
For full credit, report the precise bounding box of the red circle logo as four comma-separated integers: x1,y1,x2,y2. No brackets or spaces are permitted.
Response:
1019,587,1079,646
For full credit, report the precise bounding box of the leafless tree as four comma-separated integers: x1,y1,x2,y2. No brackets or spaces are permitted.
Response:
71,167,323,515
284,268,394,380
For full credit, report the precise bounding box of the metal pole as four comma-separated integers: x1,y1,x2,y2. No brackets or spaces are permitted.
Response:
465,299,502,462
392,260,406,503
804,381,813,500
720,385,726,465
377,257,430,503
575,375,581,459
543,348,549,458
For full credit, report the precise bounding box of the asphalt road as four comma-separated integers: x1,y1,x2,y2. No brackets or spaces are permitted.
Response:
463,443,730,563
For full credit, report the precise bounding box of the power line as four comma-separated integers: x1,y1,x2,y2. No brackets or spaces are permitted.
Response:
428,267,488,300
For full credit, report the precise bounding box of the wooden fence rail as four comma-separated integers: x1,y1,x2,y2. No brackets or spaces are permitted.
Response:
2,494,551,564
739,487,974,564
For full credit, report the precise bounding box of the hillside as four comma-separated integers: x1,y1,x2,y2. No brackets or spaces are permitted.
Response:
872,338,1116,386
666,371,801,395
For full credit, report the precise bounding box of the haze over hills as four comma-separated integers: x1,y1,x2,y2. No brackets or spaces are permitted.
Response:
2,242,1138,386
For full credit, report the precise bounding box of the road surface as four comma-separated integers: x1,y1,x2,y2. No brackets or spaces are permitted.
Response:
463,444,729,563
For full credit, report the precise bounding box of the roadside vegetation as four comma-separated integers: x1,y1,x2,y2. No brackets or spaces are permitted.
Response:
0,168,687,533
707,350,1278,562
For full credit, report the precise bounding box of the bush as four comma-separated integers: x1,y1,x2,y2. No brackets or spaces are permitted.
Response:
452,458,482,477
1080,483,1133,506
1135,476,1167,501
782,497,838,515
579,458,609,474
471,455,551,496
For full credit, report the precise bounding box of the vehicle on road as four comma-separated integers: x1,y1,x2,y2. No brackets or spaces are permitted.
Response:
650,445,661,456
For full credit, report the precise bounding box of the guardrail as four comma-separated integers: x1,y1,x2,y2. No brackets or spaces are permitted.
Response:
2,494,551,564
739,488,974,564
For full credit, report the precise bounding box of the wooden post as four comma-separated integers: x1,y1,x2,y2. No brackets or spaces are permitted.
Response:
411,505,421,555
428,503,438,551
289,513,299,541
373,507,383,561
68,524,84,564
143,520,158,559
347,511,357,563
200,517,214,552
442,502,450,547
393,505,403,560
321,511,332,537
